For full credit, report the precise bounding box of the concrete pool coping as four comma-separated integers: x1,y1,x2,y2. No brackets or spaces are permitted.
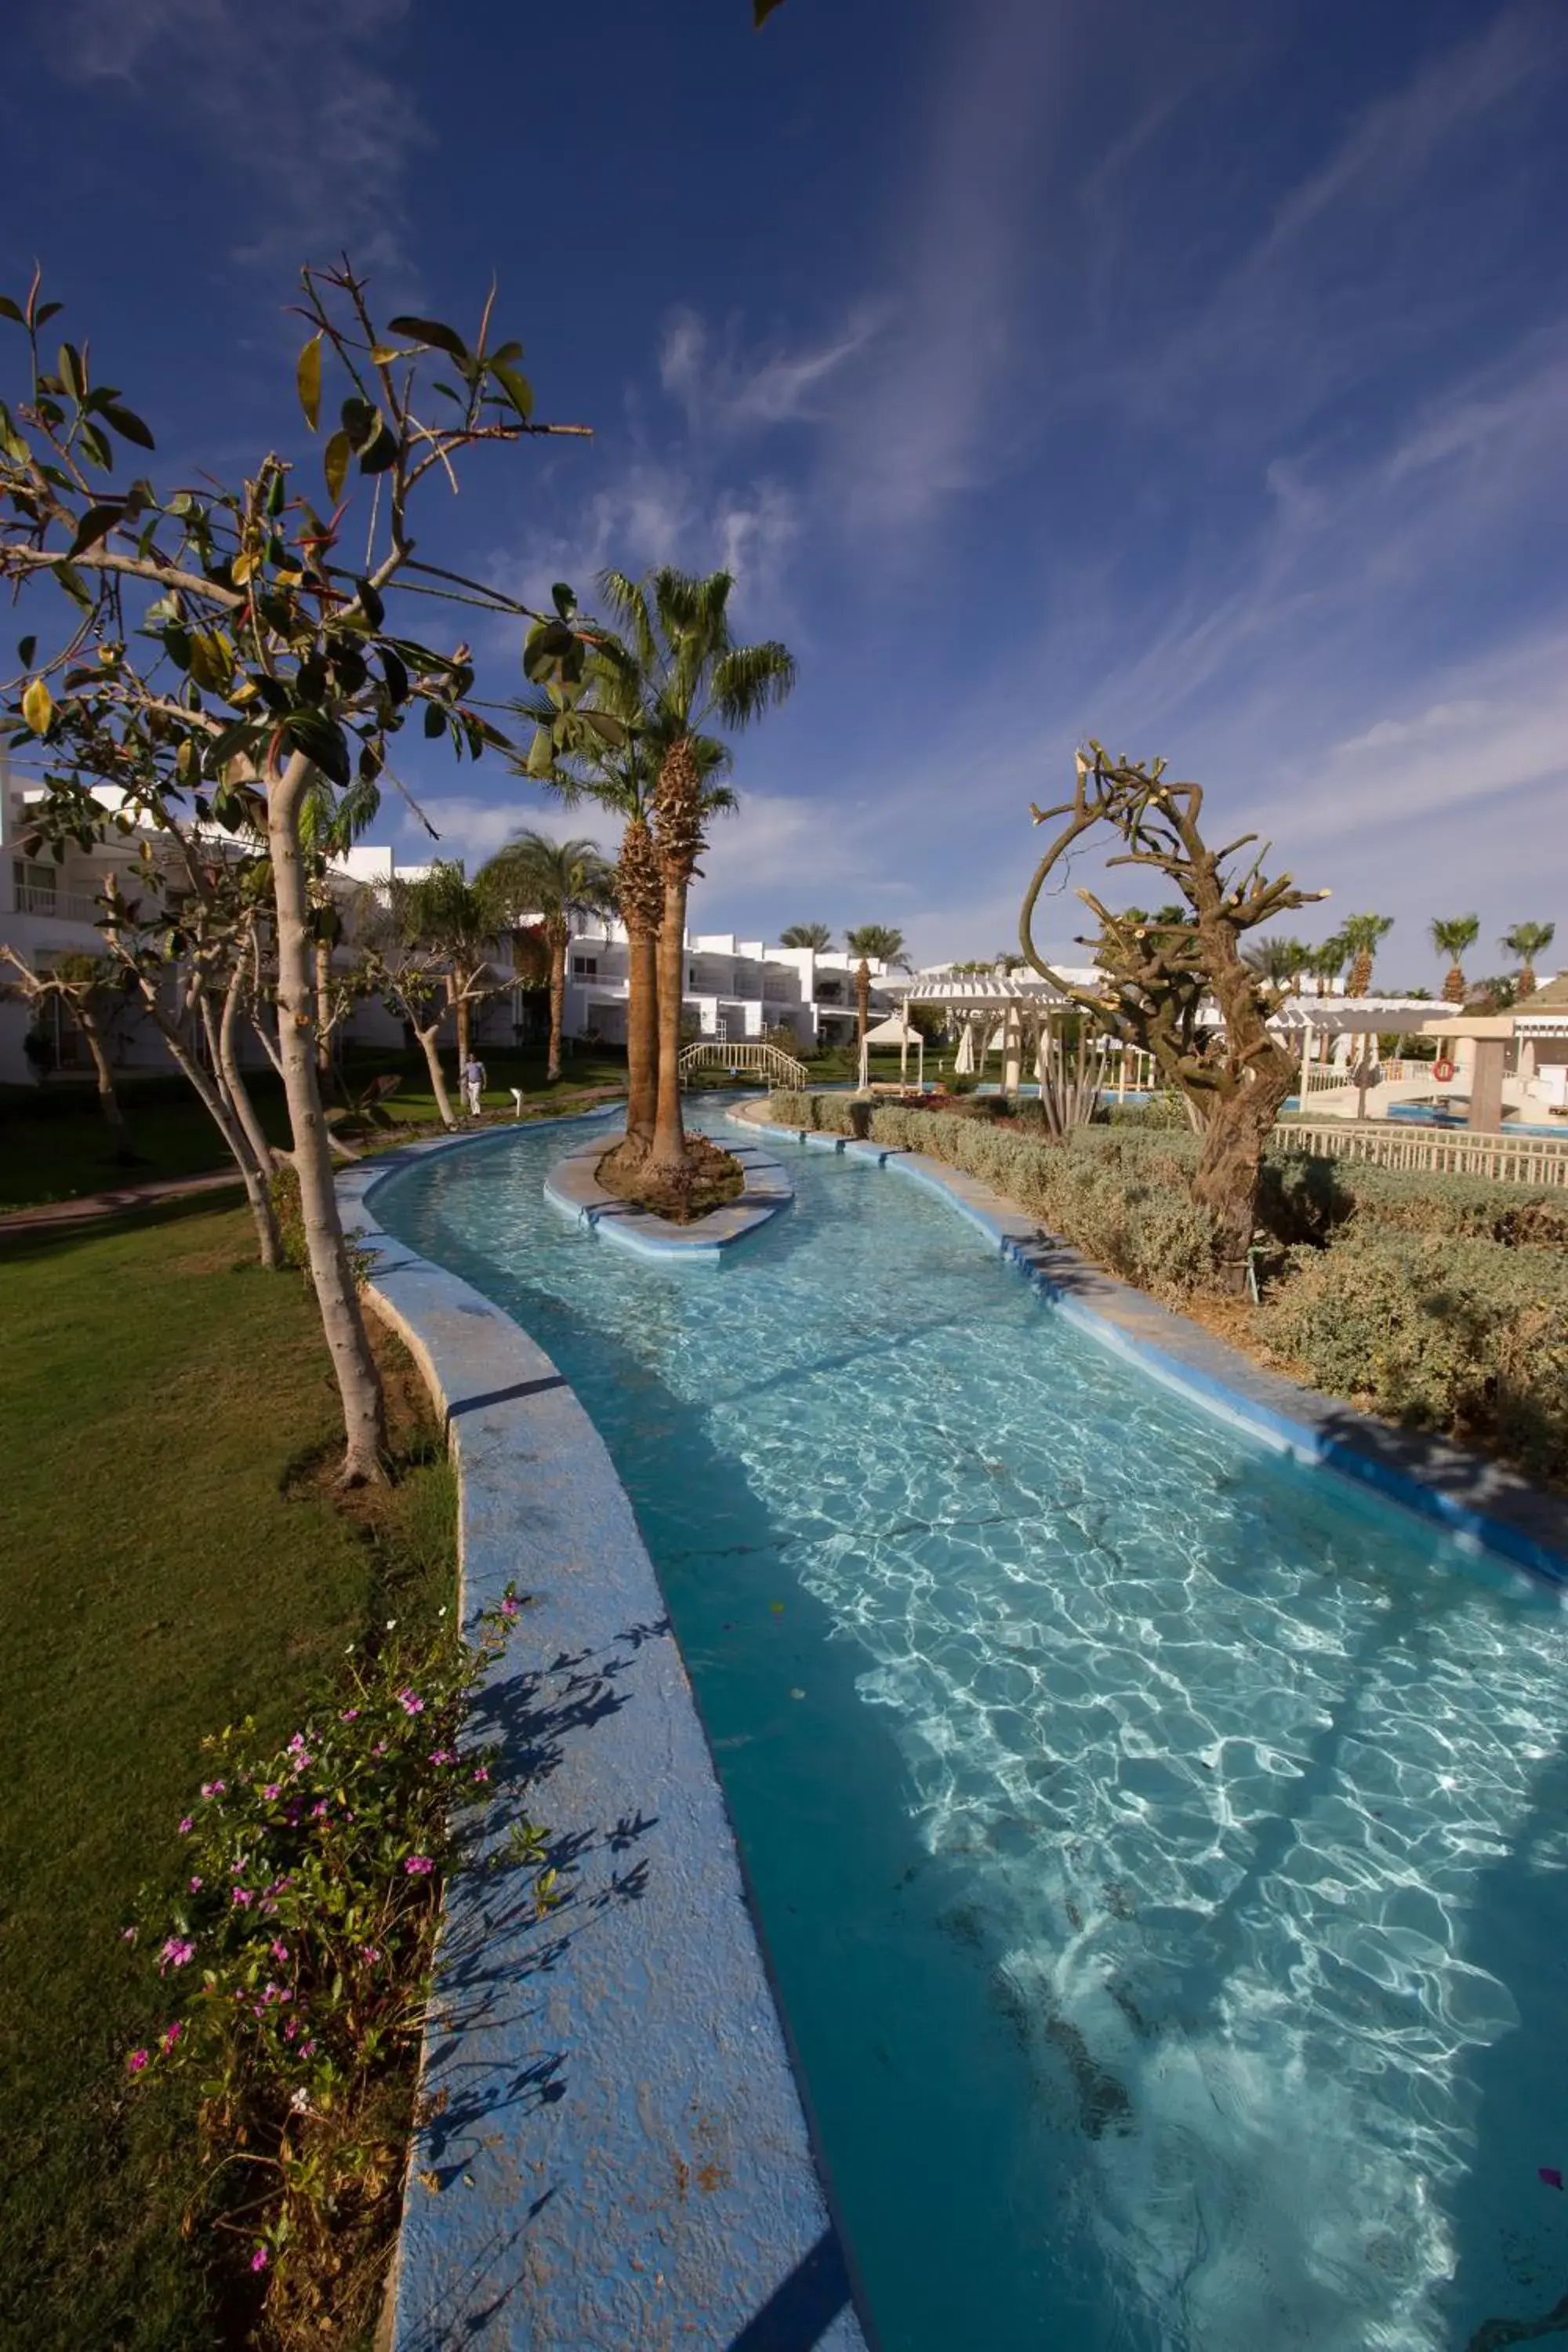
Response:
336,1114,870,2352
543,1127,793,1261
735,1102,1568,1588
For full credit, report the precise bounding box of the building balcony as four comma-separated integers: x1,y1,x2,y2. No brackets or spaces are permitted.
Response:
10,880,104,924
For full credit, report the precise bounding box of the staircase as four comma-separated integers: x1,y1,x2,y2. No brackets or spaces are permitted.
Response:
677,1039,811,1091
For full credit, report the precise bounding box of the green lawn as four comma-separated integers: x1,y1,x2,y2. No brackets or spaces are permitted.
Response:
0,1046,632,1210
0,1202,456,2350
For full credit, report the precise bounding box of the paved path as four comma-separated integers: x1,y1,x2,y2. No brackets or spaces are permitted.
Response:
0,1168,241,1237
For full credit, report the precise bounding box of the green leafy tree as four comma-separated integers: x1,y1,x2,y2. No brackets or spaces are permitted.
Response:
1339,912,1395,996
1501,920,1555,998
374,862,504,1123
0,260,592,1481
477,832,618,1082
1020,743,1328,1290
779,921,834,950
0,942,129,1135
1431,915,1479,1005
597,568,794,1184
844,924,912,1050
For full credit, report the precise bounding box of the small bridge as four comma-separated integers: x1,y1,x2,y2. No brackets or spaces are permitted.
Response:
677,1039,811,1091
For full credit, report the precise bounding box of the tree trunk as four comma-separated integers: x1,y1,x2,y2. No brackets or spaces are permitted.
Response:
647,870,691,1181
267,753,387,1486
76,1002,128,1136
616,814,664,1167
219,962,278,1180
1348,952,1372,996
856,958,870,1046
151,995,282,1269
624,924,659,1161
416,1022,459,1129
314,936,332,1076
454,982,472,1072
1190,1065,1294,1293
546,918,567,1083
1519,965,1537,999
1443,963,1466,1004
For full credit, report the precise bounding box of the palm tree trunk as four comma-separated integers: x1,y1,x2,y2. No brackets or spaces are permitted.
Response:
856,958,870,1044
267,752,387,1486
1443,963,1465,1004
1519,964,1537,998
648,873,691,1181
546,918,567,1083
415,1022,459,1129
1348,952,1372,997
625,924,659,1160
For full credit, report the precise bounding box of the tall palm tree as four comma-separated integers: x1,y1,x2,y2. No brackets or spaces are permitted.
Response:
1339,913,1394,997
779,921,834,950
1243,935,1309,989
1306,933,1348,999
1501,920,1555,999
512,644,735,1157
600,567,796,1183
477,833,619,1082
1431,914,1479,1004
844,924,912,1049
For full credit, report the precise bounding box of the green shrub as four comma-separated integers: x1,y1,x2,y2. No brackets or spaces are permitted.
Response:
1101,1091,1192,1130
1261,1231,1568,1475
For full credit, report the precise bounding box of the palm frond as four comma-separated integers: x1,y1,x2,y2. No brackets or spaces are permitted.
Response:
710,641,796,727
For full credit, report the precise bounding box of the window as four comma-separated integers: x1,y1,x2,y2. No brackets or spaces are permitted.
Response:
13,858,56,914
572,955,597,978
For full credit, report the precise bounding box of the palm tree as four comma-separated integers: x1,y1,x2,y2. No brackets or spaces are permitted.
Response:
1501,920,1555,999
844,924,913,1051
1307,933,1348,999
779,922,834,950
1431,914,1479,1005
1340,913,1394,997
1244,935,1309,989
512,644,735,1158
477,832,618,1082
600,567,796,1184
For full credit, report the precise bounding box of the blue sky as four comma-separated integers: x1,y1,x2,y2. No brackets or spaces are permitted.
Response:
7,0,1567,980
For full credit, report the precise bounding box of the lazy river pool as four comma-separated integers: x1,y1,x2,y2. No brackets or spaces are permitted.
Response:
373,1105,1568,2352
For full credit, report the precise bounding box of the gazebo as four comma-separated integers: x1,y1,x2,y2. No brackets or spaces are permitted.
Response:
884,973,1156,1095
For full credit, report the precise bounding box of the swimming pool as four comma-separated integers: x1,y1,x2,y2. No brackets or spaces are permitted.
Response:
374,1106,1568,2352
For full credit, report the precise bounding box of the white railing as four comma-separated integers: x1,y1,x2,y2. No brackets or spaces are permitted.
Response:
678,1039,811,1090
10,881,104,924
1279,1120,1568,1185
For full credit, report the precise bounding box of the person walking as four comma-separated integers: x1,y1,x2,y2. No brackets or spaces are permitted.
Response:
460,1052,487,1119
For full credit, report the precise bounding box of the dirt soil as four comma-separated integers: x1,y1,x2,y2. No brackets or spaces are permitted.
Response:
596,1134,747,1224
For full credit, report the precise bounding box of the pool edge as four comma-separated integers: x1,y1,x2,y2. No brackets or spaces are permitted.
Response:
336,1118,873,2352
735,1104,1568,1588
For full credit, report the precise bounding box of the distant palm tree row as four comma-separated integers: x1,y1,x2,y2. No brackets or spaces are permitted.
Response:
1246,913,1555,1004
777,923,913,1047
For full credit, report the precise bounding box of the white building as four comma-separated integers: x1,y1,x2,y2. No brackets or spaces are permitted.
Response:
1,760,897,1081
540,918,894,1056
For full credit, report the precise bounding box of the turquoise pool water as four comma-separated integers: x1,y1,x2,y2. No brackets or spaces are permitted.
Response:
374,1109,1568,2352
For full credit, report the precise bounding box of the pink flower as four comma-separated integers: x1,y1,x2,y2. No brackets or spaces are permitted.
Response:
189,1875,203,1892
310,1801,329,1820
472,1766,490,1784
200,1780,226,1798
427,1748,455,1766
251,2245,269,2273
361,1944,381,1963
404,1855,434,1876
121,1926,137,1944
159,2021,183,2054
372,1741,388,1757
284,2019,297,2041
299,2038,318,2057
500,1596,520,1619
287,1733,308,1754
177,1816,194,1835
232,1888,253,1908
397,1688,425,1716
261,1784,281,1801
270,1940,289,1964
159,1936,195,1973
126,2048,149,2074
339,1708,359,1722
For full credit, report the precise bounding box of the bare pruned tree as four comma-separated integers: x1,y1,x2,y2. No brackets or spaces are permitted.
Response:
1019,742,1327,1288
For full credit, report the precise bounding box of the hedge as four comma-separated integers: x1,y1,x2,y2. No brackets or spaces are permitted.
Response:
1261,1232,1568,1477
769,1093,1568,1476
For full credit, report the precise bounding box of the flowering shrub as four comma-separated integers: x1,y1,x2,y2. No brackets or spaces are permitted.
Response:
122,1590,545,2342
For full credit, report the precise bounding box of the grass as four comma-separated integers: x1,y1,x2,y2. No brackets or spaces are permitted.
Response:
0,1200,457,2350
0,1045,631,1210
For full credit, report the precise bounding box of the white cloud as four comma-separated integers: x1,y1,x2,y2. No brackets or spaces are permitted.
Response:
659,304,885,437
50,0,430,270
